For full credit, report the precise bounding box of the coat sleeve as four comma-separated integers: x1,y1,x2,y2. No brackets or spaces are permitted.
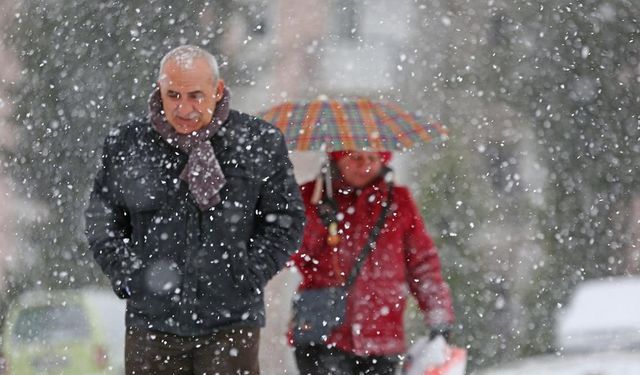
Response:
245,130,306,288
401,188,455,327
85,135,139,299
289,183,323,274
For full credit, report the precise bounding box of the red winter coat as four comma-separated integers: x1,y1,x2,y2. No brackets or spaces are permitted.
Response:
289,176,455,356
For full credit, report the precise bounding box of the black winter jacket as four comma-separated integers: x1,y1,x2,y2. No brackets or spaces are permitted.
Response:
85,110,305,336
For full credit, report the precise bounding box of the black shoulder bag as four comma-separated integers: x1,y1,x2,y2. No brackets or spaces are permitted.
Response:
291,181,394,346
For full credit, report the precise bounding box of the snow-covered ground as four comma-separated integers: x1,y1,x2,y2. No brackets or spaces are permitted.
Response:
476,351,640,375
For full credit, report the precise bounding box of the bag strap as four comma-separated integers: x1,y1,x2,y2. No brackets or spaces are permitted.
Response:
343,177,394,290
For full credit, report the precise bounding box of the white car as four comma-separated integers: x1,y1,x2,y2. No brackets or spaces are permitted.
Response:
478,276,640,375
555,276,640,352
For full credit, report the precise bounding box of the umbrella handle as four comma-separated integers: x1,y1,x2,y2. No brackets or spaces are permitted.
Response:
310,175,323,205
310,159,332,204
323,160,333,199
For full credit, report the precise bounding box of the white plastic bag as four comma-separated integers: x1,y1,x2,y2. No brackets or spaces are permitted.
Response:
401,335,467,375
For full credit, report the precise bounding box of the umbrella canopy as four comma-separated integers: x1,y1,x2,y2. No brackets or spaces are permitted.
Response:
259,97,448,151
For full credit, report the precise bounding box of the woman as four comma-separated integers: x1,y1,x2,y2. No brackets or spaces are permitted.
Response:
289,150,455,375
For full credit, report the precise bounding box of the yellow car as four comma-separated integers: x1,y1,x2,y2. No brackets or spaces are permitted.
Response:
2,288,125,375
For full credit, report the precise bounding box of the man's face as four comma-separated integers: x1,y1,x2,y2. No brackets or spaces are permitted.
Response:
158,57,224,134
335,151,384,188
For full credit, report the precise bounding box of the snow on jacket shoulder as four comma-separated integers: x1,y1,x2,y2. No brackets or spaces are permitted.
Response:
291,177,454,356
85,111,306,336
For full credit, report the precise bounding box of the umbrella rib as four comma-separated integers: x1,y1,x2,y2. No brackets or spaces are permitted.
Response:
431,121,449,139
275,102,296,147
260,107,276,123
390,102,432,142
356,99,384,151
298,100,324,151
371,103,414,150
329,100,356,150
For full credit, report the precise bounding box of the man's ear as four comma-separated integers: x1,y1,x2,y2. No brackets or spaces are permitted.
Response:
215,79,225,101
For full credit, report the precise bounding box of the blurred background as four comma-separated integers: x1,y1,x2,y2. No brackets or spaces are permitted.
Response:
0,0,639,374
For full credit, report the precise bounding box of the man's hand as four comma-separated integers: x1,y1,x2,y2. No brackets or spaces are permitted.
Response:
113,277,133,299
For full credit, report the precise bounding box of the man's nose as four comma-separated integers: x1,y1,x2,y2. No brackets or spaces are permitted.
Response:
175,101,192,115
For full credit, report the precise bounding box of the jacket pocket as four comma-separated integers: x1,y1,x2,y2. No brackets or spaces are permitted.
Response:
229,243,262,297
218,168,258,294
123,173,168,212
219,167,258,211
128,261,182,319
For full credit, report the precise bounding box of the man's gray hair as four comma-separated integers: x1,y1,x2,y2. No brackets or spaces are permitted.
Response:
159,45,220,83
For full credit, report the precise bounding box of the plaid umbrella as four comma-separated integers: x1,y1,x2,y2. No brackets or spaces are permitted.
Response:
259,97,448,151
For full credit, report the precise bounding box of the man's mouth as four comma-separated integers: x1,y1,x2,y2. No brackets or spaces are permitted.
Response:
176,112,200,122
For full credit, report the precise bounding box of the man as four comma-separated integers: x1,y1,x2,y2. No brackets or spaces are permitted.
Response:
85,45,305,374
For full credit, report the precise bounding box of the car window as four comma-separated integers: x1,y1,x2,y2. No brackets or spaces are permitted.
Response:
12,304,91,344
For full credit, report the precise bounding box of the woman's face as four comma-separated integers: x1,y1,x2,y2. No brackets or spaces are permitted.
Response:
335,151,384,188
